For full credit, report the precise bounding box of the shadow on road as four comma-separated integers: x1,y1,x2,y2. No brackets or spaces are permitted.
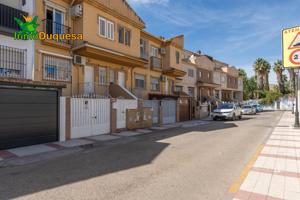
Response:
0,119,239,199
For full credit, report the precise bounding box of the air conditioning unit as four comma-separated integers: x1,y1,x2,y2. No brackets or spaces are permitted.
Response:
73,55,86,65
160,75,167,82
160,48,166,55
71,4,83,18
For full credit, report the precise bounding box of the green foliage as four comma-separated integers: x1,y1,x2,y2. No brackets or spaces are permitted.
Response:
253,58,271,91
260,90,282,105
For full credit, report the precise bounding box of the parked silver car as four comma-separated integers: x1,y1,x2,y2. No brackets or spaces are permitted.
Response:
211,103,242,121
242,105,256,115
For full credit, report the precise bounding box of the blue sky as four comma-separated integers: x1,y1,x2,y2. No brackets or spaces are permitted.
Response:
127,0,300,84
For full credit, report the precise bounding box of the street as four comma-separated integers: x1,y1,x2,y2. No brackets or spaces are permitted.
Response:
0,111,283,200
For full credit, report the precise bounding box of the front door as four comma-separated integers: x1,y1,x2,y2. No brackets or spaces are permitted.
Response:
84,66,94,94
118,71,125,87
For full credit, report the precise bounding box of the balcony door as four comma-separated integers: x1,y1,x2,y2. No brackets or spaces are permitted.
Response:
46,7,64,34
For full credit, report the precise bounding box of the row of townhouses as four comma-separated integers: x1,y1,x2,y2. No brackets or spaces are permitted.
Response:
0,0,243,150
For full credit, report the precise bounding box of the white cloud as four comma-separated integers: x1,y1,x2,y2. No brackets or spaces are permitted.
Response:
127,0,169,6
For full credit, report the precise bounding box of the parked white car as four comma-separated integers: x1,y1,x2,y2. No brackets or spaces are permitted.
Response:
242,105,256,115
211,103,242,121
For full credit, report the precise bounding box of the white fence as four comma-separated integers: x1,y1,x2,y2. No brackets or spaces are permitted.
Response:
71,98,111,138
113,99,138,129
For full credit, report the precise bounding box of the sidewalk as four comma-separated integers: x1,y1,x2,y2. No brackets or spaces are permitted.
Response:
233,111,300,200
0,119,209,166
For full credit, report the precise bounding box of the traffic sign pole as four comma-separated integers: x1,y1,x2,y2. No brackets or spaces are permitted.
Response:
294,68,300,128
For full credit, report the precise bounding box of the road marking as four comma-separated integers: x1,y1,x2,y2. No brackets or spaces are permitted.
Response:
228,144,264,193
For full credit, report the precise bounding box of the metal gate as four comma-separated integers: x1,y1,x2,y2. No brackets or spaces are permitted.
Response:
71,98,110,138
0,88,58,150
144,100,159,124
161,100,176,124
113,99,138,129
179,98,190,121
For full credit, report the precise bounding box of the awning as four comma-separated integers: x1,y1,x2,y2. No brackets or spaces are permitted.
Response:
197,81,220,88
72,42,148,67
163,68,186,77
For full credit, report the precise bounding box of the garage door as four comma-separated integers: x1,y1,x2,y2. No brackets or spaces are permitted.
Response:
0,88,58,150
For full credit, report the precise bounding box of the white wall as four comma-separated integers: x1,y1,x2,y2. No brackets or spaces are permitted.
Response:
0,1,35,80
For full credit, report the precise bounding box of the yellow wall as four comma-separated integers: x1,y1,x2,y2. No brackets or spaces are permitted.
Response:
80,2,141,58
34,0,73,96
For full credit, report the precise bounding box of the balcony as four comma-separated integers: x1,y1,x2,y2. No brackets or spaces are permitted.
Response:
42,19,71,45
150,56,162,70
0,45,27,79
0,3,28,35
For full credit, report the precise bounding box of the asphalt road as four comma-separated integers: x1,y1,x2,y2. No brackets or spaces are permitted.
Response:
0,111,283,200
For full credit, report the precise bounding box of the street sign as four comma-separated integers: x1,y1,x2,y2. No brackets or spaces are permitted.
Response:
282,26,300,68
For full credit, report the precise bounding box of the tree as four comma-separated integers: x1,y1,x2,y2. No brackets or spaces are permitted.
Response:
253,58,265,90
253,58,271,97
245,76,258,99
273,60,285,94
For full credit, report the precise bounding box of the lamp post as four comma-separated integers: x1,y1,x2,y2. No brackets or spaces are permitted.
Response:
294,68,299,128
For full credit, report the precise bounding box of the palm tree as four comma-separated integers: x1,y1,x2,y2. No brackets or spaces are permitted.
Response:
263,61,271,91
253,58,265,90
253,58,270,90
273,60,285,94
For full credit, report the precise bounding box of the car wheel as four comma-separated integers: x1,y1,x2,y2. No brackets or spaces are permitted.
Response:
239,114,242,119
213,117,217,121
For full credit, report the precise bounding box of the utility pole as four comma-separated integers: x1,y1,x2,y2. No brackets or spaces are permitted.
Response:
294,68,299,128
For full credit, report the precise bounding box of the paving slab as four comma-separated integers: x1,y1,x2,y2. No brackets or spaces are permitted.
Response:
88,134,120,141
118,131,144,137
136,129,152,134
8,144,57,157
55,139,94,148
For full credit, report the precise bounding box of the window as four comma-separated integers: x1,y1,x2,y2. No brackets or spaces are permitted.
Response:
199,71,202,78
118,26,124,43
188,69,194,77
46,7,65,35
140,38,148,59
43,55,71,81
151,77,160,91
135,74,146,89
176,51,180,64
174,85,183,92
107,20,114,40
0,46,26,79
99,17,106,37
99,17,114,40
118,26,131,46
208,73,210,78
125,29,131,46
188,87,194,97
150,46,159,57
99,67,107,85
